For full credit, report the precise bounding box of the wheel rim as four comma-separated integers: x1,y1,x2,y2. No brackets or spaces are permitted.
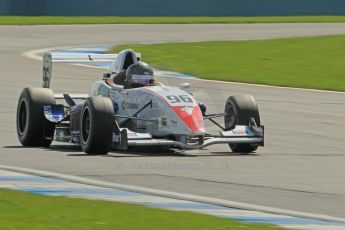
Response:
225,103,236,129
18,99,27,134
81,108,91,144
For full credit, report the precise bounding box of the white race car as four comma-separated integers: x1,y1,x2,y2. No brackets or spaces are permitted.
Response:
16,49,264,154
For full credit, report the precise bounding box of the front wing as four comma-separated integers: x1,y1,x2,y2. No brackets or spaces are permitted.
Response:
113,125,264,150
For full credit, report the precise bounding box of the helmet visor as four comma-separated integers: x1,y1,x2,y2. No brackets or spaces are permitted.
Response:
132,74,154,85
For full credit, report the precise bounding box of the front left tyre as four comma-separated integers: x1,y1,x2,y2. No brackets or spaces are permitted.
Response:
80,96,114,155
16,87,56,147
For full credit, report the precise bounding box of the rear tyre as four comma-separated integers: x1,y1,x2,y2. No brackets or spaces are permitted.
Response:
80,96,114,155
224,95,260,153
16,87,56,147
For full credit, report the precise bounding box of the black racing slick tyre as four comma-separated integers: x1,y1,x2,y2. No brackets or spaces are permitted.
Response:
16,87,56,147
80,96,114,155
224,95,261,153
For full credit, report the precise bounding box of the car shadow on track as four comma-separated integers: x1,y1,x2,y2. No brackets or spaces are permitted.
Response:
47,145,193,157
105,151,193,158
3,145,80,152
49,144,82,152
3,144,82,153
3,145,28,149
209,151,259,157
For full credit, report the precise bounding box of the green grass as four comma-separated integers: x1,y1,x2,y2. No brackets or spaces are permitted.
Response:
111,35,345,91
1,16,345,25
0,189,283,230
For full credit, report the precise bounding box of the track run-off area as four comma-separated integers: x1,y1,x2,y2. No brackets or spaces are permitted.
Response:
1,23,345,222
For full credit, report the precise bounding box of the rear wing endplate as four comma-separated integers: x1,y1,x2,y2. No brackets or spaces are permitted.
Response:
42,52,118,88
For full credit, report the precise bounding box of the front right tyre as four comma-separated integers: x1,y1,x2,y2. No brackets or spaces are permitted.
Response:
224,94,261,153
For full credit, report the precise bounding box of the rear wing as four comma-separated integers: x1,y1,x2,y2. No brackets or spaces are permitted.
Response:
42,50,141,88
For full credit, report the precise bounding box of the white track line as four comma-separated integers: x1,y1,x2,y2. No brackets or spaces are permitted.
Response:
1,164,345,224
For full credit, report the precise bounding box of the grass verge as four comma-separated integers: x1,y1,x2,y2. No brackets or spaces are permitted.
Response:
111,35,345,91
1,16,345,25
0,189,283,229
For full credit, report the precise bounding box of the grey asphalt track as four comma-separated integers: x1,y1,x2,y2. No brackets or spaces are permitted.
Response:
1,23,345,218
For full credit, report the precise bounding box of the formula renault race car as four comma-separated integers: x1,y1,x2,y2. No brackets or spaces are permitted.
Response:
16,49,264,154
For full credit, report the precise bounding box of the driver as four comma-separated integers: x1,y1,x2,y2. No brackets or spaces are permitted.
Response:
106,62,159,88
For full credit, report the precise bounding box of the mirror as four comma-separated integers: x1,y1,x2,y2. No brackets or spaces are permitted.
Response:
102,72,111,79
177,82,190,89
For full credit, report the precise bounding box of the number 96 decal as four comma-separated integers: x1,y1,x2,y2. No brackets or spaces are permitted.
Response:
166,95,193,104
